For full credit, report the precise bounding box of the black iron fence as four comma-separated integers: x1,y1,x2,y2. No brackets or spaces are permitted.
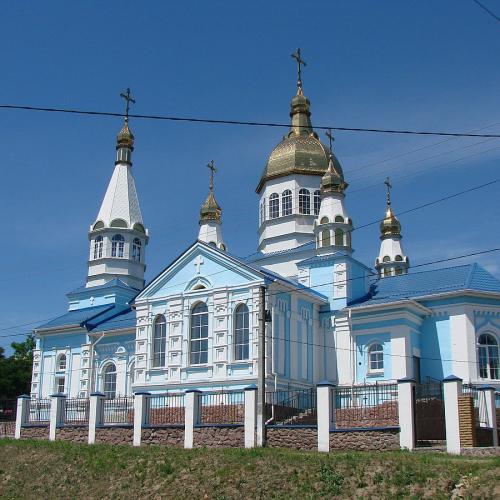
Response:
335,383,398,428
27,399,50,424
463,384,488,427
200,391,244,425
147,394,185,426
102,397,134,425
265,388,317,425
0,400,17,422
63,398,90,426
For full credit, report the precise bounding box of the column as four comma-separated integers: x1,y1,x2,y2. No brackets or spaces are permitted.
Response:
244,385,257,448
133,392,150,447
49,394,66,441
14,395,31,439
443,375,462,455
478,386,498,447
397,378,416,450
184,390,201,449
88,392,105,445
317,381,335,452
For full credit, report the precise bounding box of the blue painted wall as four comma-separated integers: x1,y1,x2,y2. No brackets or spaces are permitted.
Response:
420,316,452,381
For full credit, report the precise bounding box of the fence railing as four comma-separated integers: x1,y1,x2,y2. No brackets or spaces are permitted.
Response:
102,397,134,425
63,398,90,426
463,384,488,426
335,383,398,428
147,394,185,426
27,399,51,424
265,388,317,426
200,391,245,425
0,400,17,422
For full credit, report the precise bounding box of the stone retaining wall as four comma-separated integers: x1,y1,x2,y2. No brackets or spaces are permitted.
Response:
461,446,500,457
0,422,15,438
95,426,133,445
193,425,244,448
142,427,184,446
20,426,49,440
266,427,317,451
330,428,400,451
56,426,88,443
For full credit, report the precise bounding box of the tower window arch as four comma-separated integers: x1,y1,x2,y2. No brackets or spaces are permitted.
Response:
111,234,125,258
334,228,344,246
152,314,167,368
93,236,103,259
478,333,499,379
110,218,128,228
395,255,403,262
234,304,250,361
382,255,391,263
93,220,105,230
335,215,344,223
321,229,330,247
132,238,142,262
282,189,292,216
190,302,209,365
299,189,310,214
320,216,329,224
368,343,384,373
313,190,321,215
269,193,279,219
103,363,117,399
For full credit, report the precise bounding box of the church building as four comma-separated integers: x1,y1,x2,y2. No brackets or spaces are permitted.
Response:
31,60,500,400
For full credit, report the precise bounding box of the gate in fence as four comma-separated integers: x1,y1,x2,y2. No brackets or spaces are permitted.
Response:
413,382,446,447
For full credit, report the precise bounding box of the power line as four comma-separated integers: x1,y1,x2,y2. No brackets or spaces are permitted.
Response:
472,0,500,23
2,103,500,138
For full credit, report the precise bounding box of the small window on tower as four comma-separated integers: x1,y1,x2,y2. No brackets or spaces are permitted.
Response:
112,234,125,258
335,215,344,223
132,238,142,262
282,190,292,216
299,189,310,214
382,255,391,263
321,229,330,247
269,193,279,219
334,228,344,246
313,190,321,215
93,236,103,259
320,216,329,224
395,255,403,262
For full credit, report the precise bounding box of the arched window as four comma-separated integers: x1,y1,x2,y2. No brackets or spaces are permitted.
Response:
93,220,105,230
93,236,103,259
478,333,499,379
395,268,403,276
103,363,117,399
190,303,209,365
299,189,310,214
282,189,292,216
321,229,330,247
334,228,344,246
313,190,321,215
395,255,403,262
234,304,250,360
382,255,391,262
269,193,279,219
320,216,329,224
334,215,344,223
57,354,67,371
384,268,391,277
368,343,384,373
111,234,125,258
132,238,142,262
152,314,167,368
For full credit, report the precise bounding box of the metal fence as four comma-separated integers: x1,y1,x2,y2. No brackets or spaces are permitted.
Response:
28,399,51,424
335,383,398,428
463,384,488,426
0,400,17,422
63,398,90,426
147,394,185,426
265,388,317,426
102,397,134,425
200,391,245,425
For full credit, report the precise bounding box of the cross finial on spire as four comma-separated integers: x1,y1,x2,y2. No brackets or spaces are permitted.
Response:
384,177,392,206
291,48,307,93
326,129,335,151
120,88,136,122
207,160,217,191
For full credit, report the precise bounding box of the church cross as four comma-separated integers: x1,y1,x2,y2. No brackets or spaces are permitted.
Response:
120,88,136,121
384,177,392,206
291,48,307,89
325,129,335,151
207,160,217,191
194,255,204,275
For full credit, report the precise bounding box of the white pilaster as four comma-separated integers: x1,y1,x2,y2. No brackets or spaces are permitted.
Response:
88,392,105,445
443,376,462,455
317,382,335,452
184,390,201,449
15,396,30,439
397,378,416,450
49,394,66,441
133,392,150,447
244,385,257,448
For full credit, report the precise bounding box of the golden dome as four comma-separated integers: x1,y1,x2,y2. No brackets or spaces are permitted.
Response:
200,190,222,224
321,154,348,194
117,120,134,148
380,206,401,238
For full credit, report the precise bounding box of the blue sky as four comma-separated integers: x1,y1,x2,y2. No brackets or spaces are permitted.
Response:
1,1,499,352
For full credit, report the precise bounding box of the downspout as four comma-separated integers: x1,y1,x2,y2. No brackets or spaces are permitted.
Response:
265,304,277,425
89,332,105,394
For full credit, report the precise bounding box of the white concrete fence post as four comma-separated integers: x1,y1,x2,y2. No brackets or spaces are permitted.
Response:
317,381,335,453
244,385,257,448
14,395,30,439
184,390,201,449
443,375,463,455
478,386,498,447
88,392,106,445
397,377,416,450
49,394,66,441
133,392,150,447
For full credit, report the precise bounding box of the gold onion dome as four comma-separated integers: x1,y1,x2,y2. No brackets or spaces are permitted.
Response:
117,120,135,148
321,154,347,194
256,88,344,192
200,190,222,224
380,206,401,238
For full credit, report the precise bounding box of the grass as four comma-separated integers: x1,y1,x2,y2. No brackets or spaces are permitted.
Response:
0,439,498,499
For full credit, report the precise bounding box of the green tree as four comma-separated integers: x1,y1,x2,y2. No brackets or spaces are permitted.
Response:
0,334,35,398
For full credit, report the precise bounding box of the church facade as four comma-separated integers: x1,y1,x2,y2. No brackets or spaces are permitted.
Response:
31,72,500,400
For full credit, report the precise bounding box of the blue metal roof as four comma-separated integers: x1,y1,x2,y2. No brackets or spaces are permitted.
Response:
88,306,136,332
244,241,315,262
36,304,115,330
68,278,138,295
352,264,500,308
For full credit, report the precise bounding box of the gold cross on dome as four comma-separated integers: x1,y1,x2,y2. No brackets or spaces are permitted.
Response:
326,129,335,151
207,160,217,190
291,48,307,89
120,88,136,121
384,177,392,205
